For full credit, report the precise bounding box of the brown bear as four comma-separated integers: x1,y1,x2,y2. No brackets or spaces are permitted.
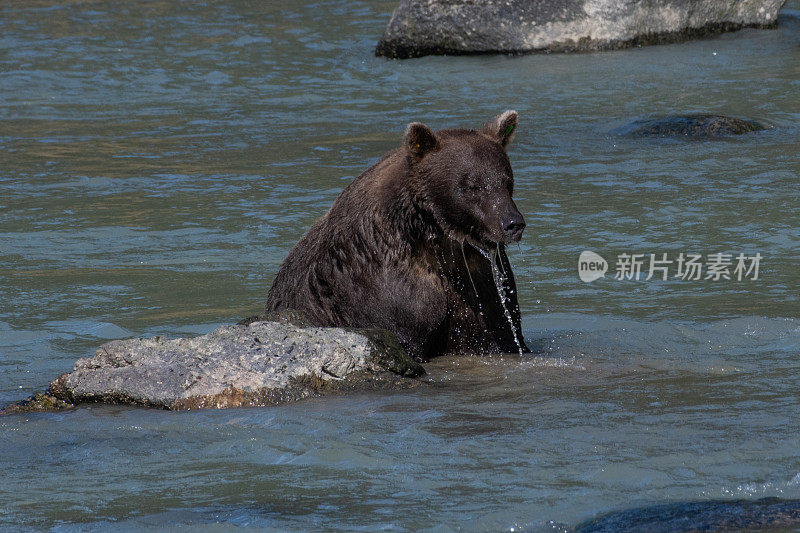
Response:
264,111,529,361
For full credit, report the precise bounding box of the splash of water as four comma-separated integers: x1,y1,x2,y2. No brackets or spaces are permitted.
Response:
496,241,507,276
460,240,481,314
470,242,524,355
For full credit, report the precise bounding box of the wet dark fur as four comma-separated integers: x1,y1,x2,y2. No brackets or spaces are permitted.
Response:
265,112,529,361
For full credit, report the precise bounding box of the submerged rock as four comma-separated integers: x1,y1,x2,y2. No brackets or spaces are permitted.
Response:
615,114,767,137
376,0,786,59
574,497,800,532
4,321,425,413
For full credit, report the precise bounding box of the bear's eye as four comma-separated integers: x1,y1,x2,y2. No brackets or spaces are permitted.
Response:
460,173,483,193
462,178,481,192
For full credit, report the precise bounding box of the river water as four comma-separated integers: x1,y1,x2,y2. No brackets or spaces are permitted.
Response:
1,1,799,530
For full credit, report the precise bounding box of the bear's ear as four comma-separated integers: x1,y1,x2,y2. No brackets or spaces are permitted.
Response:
483,110,518,147
404,122,438,157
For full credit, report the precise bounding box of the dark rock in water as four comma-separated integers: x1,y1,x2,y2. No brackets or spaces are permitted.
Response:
376,0,786,59
574,497,800,532
3,321,424,413
615,114,767,137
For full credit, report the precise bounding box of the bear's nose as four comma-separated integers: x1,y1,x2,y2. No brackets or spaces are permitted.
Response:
502,213,526,242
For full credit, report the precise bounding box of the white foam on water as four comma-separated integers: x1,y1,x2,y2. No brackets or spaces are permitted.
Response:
518,356,587,371
713,471,800,498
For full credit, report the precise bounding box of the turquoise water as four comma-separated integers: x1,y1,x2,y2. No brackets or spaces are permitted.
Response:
1,1,800,530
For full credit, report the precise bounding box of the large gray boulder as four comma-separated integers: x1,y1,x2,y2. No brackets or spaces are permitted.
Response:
376,0,787,59
5,321,425,412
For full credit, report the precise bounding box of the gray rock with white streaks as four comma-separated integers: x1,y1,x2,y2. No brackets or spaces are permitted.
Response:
37,321,424,411
376,0,787,59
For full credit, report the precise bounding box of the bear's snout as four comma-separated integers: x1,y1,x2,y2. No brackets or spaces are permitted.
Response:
501,210,526,243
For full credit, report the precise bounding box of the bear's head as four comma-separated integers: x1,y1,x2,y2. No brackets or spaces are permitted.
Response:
404,110,526,249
